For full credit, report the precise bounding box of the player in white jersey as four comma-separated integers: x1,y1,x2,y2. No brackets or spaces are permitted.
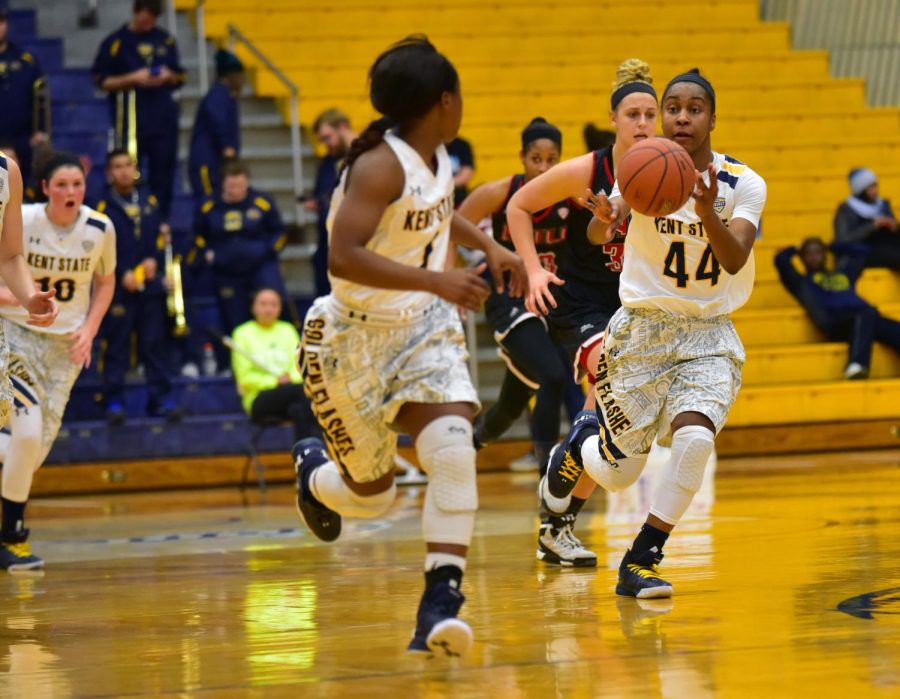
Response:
0,154,59,415
293,37,523,657
540,69,766,598
0,153,116,571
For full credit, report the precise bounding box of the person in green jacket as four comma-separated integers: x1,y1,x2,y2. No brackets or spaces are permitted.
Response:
231,288,318,439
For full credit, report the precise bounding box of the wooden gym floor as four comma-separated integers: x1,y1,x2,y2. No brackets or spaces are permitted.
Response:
2,448,899,698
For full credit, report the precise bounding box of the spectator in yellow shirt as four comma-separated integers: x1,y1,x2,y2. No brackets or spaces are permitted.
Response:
231,288,318,439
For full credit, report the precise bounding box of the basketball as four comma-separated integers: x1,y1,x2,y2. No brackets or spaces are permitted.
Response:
617,138,696,217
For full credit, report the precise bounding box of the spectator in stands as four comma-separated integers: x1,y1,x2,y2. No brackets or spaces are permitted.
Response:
231,288,318,440
92,0,185,221
0,9,48,183
307,108,356,296
96,149,181,424
447,136,475,204
0,141,52,203
194,161,288,369
833,168,898,270
188,49,244,204
583,123,616,153
775,238,900,380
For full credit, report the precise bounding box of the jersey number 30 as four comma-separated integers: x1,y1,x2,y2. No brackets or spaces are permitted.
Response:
663,242,720,288
36,277,76,302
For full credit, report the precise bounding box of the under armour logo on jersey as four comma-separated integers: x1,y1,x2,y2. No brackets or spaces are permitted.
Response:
410,185,423,195
29,237,40,245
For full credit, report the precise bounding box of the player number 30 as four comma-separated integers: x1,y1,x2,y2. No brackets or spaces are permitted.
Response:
662,242,721,288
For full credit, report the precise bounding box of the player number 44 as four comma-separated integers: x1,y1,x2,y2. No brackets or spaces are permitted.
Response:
663,242,720,288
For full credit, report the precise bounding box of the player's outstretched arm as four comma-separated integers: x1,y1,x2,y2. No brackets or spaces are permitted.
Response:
0,158,58,325
507,154,594,315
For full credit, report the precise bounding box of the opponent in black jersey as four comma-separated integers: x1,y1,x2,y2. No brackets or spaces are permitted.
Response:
507,58,659,567
457,118,568,474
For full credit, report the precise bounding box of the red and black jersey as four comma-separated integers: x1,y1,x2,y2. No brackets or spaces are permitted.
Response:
491,174,571,276
558,146,627,292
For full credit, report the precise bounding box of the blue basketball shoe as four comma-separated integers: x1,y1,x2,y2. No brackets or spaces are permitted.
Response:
293,438,341,542
407,578,473,657
616,548,674,599
0,530,44,572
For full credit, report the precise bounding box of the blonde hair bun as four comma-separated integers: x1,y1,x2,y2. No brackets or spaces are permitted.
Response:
613,58,653,91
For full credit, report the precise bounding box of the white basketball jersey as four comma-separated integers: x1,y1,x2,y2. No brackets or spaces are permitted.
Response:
327,132,454,315
0,204,117,334
0,156,10,239
613,151,766,317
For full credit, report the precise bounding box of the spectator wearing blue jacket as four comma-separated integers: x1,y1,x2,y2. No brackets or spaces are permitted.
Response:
188,49,244,204
0,9,48,183
96,149,181,423
92,0,185,221
775,238,900,380
833,168,898,271
194,161,288,359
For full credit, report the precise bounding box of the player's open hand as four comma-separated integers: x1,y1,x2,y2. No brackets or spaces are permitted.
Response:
525,265,564,317
69,323,97,368
24,288,58,327
484,241,526,297
691,164,719,216
435,263,491,312
581,190,626,244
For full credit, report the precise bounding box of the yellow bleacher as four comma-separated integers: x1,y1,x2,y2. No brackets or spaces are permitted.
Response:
181,0,900,439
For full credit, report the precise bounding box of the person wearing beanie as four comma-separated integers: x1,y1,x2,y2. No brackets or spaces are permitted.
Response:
188,49,245,203
833,167,898,270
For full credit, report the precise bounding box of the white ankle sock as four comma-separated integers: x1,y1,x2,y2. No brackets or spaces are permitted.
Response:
425,552,467,572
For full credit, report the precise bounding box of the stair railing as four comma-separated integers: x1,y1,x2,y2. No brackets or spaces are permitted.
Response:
227,23,304,226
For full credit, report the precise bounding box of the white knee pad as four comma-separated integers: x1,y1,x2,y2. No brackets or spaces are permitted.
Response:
415,415,478,513
1,406,45,503
311,460,396,518
581,434,647,492
650,425,715,525
416,416,478,547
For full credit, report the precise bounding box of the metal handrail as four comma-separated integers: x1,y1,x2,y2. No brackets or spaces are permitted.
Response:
195,0,209,95
226,23,304,226
166,0,178,40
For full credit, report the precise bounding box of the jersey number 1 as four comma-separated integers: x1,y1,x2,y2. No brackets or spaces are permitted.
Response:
663,242,720,288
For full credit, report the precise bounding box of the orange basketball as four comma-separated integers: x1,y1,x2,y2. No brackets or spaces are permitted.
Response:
617,138,696,217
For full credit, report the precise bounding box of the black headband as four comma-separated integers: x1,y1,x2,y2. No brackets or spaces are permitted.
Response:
521,120,562,150
663,72,716,112
610,82,657,111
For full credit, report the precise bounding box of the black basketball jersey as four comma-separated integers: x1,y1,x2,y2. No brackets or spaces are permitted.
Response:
491,174,571,276
557,146,627,291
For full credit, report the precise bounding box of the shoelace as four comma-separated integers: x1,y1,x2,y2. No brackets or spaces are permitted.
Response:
4,542,32,557
555,524,588,555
